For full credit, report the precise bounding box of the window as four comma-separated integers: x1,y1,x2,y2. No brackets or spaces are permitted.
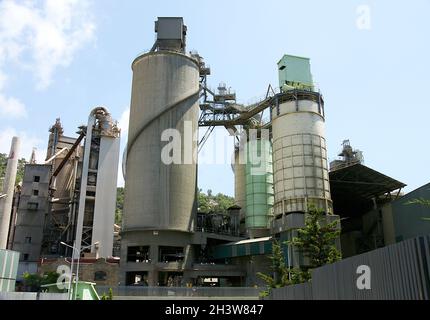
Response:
125,271,148,286
94,271,107,281
27,202,39,210
33,176,40,182
23,254,29,261
24,237,32,244
127,246,150,263
33,190,39,196
159,246,184,263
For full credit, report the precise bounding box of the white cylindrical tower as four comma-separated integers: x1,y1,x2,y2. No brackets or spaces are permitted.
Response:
0,137,20,249
271,91,332,217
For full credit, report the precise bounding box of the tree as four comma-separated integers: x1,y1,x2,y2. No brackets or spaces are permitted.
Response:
406,198,430,221
257,241,306,297
22,271,60,292
257,240,290,296
287,205,341,280
197,189,235,214
101,288,113,300
115,187,125,225
257,206,341,295
0,153,27,186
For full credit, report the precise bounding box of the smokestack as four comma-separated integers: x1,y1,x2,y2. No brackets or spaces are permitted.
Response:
29,148,36,164
0,136,20,249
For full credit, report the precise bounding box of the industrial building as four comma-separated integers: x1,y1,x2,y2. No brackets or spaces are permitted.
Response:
118,17,429,288
0,16,429,295
1,109,121,280
118,17,339,287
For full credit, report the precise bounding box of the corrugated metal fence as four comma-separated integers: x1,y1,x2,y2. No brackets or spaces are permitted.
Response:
269,235,430,300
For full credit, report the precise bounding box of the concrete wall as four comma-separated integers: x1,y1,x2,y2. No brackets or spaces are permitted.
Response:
0,292,37,300
12,165,51,262
0,292,68,300
120,230,193,286
39,258,119,287
268,235,430,300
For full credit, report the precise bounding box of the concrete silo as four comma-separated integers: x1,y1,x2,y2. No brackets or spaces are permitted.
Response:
272,55,332,218
120,18,200,286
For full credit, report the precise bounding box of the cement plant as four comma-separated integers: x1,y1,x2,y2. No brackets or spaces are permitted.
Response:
0,17,429,301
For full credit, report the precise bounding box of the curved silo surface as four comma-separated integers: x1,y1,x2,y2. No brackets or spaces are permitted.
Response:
124,51,199,232
271,91,332,216
232,147,246,221
245,138,274,233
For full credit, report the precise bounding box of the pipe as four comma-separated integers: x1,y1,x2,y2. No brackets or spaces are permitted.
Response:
45,147,69,164
73,107,110,260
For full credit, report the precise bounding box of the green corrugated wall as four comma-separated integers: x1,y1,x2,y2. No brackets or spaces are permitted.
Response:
212,239,273,259
245,138,274,229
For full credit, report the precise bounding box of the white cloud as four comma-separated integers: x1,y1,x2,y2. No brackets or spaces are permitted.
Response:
0,70,6,90
0,94,27,118
0,0,96,89
0,127,46,163
0,0,96,118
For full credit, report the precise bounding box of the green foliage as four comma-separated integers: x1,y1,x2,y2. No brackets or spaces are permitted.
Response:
0,153,27,186
115,187,124,225
115,187,235,224
288,205,341,270
256,240,291,296
257,240,289,287
257,206,341,295
100,288,113,300
22,271,60,292
405,198,430,222
197,189,235,214
405,198,430,207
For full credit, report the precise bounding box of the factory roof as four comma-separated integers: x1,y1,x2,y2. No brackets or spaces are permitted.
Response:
329,163,406,217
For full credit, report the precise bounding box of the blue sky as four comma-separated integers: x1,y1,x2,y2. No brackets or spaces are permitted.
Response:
0,0,429,196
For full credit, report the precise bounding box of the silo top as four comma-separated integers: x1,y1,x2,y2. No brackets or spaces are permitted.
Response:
132,50,199,71
277,54,313,89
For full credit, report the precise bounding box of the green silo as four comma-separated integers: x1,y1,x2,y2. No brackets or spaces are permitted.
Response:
245,136,274,237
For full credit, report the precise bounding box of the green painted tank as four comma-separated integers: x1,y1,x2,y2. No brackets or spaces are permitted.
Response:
245,137,274,233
